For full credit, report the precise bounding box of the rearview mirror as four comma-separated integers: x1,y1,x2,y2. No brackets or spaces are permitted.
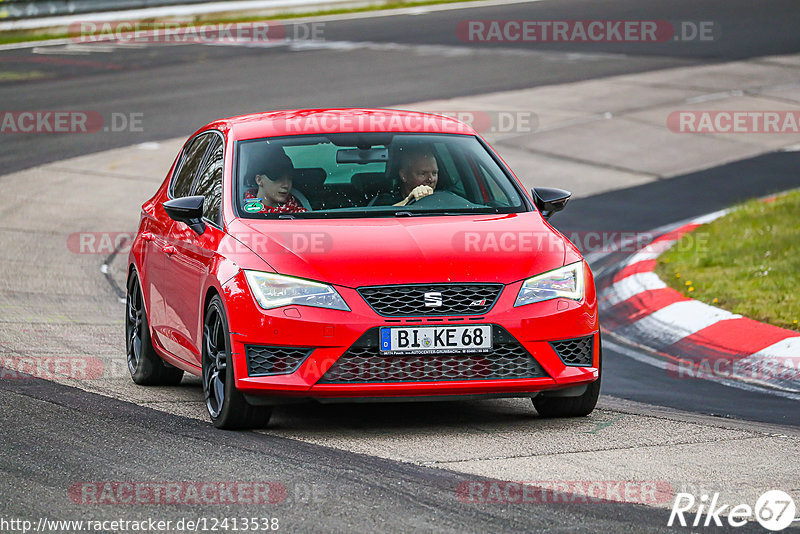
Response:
532,187,571,219
163,196,206,235
336,147,388,164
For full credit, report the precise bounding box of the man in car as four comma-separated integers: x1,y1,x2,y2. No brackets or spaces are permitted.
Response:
374,146,439,206
243,150,308,214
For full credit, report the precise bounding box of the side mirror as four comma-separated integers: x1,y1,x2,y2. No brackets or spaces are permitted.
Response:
163,195,206,235
532,187,571,219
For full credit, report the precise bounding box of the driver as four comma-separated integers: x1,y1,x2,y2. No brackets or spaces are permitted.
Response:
373,146,439,206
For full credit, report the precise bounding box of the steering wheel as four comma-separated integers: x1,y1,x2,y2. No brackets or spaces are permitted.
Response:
404,190,480,209
404,194,420,206
404,187,434,206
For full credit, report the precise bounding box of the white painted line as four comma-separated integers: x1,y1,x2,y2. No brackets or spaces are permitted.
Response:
624,239,676,265
32,43,119,54
604,338,800,400
601,272,666,308
0,38,76,51
685,90,744,104
619,301,741,348
206,38,625,62
0,0,544,32
623,251,658,263
0,0,360,30
32,46,90,56
691,209,728,225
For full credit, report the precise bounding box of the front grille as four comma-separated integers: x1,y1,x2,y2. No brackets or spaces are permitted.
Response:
550,336,594,367
318,326,547,384
358,284,503,317
245,345,313,377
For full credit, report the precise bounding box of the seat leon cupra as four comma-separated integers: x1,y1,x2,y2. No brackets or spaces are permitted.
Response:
125,108,600,429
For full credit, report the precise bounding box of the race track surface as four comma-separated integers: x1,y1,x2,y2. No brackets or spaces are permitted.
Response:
1,0,799,531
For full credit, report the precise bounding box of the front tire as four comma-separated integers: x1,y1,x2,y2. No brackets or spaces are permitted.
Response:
532,377,600,418
533,334,601,418
202,295,272,429
126,271,184,386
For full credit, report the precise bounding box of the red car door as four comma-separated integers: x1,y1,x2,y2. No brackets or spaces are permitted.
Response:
160,134,225,367
149,132,216,362
137,205,171,350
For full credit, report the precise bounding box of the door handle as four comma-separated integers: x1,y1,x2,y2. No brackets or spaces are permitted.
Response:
161,245,176,256
140,232,155,242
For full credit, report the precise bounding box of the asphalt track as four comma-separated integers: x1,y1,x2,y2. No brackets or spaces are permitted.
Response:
558,152,800,426
1,0,800,531
2,0,800,174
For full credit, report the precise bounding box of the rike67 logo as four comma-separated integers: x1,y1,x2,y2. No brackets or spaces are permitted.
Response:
669,490,797,531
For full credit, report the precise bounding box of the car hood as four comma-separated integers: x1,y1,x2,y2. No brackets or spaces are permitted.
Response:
227,213,570,288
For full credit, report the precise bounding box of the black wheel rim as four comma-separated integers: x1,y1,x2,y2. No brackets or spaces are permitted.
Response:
125,278,143,375
203,305,226,418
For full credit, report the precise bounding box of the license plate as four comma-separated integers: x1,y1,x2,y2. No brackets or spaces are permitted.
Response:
379,325,492,355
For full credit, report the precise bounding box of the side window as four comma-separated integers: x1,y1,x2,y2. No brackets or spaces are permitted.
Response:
478,162,510,204
171,133,213,198
193,135,224,225
433,142,466,197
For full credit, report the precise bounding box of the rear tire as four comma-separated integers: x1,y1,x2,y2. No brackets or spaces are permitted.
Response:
533,334,601,418
202,295,272,430
126,271,184,386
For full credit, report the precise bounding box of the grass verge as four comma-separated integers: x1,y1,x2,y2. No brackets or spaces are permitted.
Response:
0,0,481,45
655,190,800,332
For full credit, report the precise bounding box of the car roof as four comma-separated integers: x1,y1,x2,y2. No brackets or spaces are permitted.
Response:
199,108,478,140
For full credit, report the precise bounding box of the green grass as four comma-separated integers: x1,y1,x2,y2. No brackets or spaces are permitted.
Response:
0,0,481,45
655,190,800,332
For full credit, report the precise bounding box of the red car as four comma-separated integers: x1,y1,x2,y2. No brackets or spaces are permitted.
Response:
126,109,600,429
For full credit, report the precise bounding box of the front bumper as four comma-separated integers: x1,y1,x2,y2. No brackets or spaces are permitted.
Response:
222,271,599,400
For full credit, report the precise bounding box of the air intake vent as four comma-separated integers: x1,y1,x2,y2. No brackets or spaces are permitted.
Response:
245,345,313,377
318,326,547,384
550,336,594,367
358,284,502,317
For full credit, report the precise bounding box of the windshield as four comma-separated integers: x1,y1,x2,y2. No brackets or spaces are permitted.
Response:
235,133,528,218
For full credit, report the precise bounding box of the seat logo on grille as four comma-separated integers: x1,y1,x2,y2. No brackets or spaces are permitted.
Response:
424,291,443,307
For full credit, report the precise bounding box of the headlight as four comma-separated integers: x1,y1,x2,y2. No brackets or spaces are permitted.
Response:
244,271,350,311
514,261,585,307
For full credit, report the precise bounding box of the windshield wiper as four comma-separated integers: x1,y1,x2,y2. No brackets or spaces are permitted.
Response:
393,211,466,217
278,214,296,219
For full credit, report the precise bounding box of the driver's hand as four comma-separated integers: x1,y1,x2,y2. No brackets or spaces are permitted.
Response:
408,185,434,202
